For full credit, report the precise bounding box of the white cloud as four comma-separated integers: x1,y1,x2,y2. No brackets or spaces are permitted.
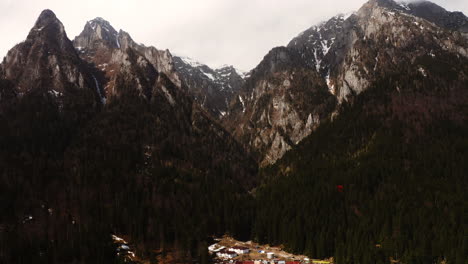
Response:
0,0,466,70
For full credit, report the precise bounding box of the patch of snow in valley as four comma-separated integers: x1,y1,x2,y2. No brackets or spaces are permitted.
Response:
48,90,62,97
325,72,334,93
322,40,332,56
202,71,216,81
161,85,175,105
418,67,427,77
22,215,33,224
239,95,246,113
314,48,321,72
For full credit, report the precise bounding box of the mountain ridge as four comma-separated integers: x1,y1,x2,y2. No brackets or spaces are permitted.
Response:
222,0,468,166
0,9,258,263
0,1,467,263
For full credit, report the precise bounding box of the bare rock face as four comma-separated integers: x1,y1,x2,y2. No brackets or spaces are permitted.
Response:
74,17,249,121
225,47,336,166
109,48,159,99
74,17,120,50
1,10,95,96
117,30,182,87
173,56,246,119
332,0,468,102
226,0,468,167
73,17,181,101
71,16,258,187
405,0,468,33
0,9,258,191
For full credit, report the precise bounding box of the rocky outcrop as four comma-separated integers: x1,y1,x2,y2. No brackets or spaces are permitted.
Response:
225,47,336,166
71,16,258,186
332,0,468,102
404,0,468,33
173,56,246,118
226,0,468,166
73,17,181,100
1,10,96,97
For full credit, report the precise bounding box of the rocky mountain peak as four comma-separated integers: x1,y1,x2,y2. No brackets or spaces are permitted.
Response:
34,9,61,28
216,65,248,80
117,30,136,50
369,0,399,7
27,9,67,42
252,47,308,76
226,0,468,167
172,56,245,118
74,17,120,50
358,0,468,33
1,9,95,96
357,0,401,17
405,1,468,33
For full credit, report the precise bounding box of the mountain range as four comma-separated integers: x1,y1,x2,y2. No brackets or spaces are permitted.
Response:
0,0,467,263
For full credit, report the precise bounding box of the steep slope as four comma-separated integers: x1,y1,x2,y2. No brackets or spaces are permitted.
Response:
288,13,353,75
253,0,468,263
329,0,468,103
73,17,181,101
227,0,468,167
1,11,257,264
288,0,468,102
403,0,468,33
255,48,468,263
0,10,97,100
74,18,249,120
225,47,336,166
72,18,257,181
173,56,246,118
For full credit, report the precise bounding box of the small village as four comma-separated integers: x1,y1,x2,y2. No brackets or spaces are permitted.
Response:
209,236,334,264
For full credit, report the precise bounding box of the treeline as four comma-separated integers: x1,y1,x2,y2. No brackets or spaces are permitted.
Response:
1,49,467,264
253,61,468,264
0,80,255,264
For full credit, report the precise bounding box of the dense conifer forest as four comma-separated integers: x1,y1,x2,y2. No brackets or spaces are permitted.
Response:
253,61,468,264
0,6,467,262
0,79,255,263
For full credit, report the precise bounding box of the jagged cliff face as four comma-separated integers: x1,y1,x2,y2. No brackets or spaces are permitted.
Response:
227,0,468,167
0,10,260,264
404,0,468,33
332,0,468,102
0,10,95,98
288,0,468,103
0,10,258,189
73,18,181,101
288,13,351,74
225,47,336,166
71,17,258,185
173,56,246,118
74,18,250,120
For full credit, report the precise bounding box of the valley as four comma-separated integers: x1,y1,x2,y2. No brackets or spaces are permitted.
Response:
0,0,467,263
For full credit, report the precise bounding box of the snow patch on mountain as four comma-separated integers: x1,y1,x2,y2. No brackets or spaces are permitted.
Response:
180,56,205,68
239,95,245,113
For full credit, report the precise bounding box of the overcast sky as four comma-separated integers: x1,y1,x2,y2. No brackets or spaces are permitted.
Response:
0,0,466,70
